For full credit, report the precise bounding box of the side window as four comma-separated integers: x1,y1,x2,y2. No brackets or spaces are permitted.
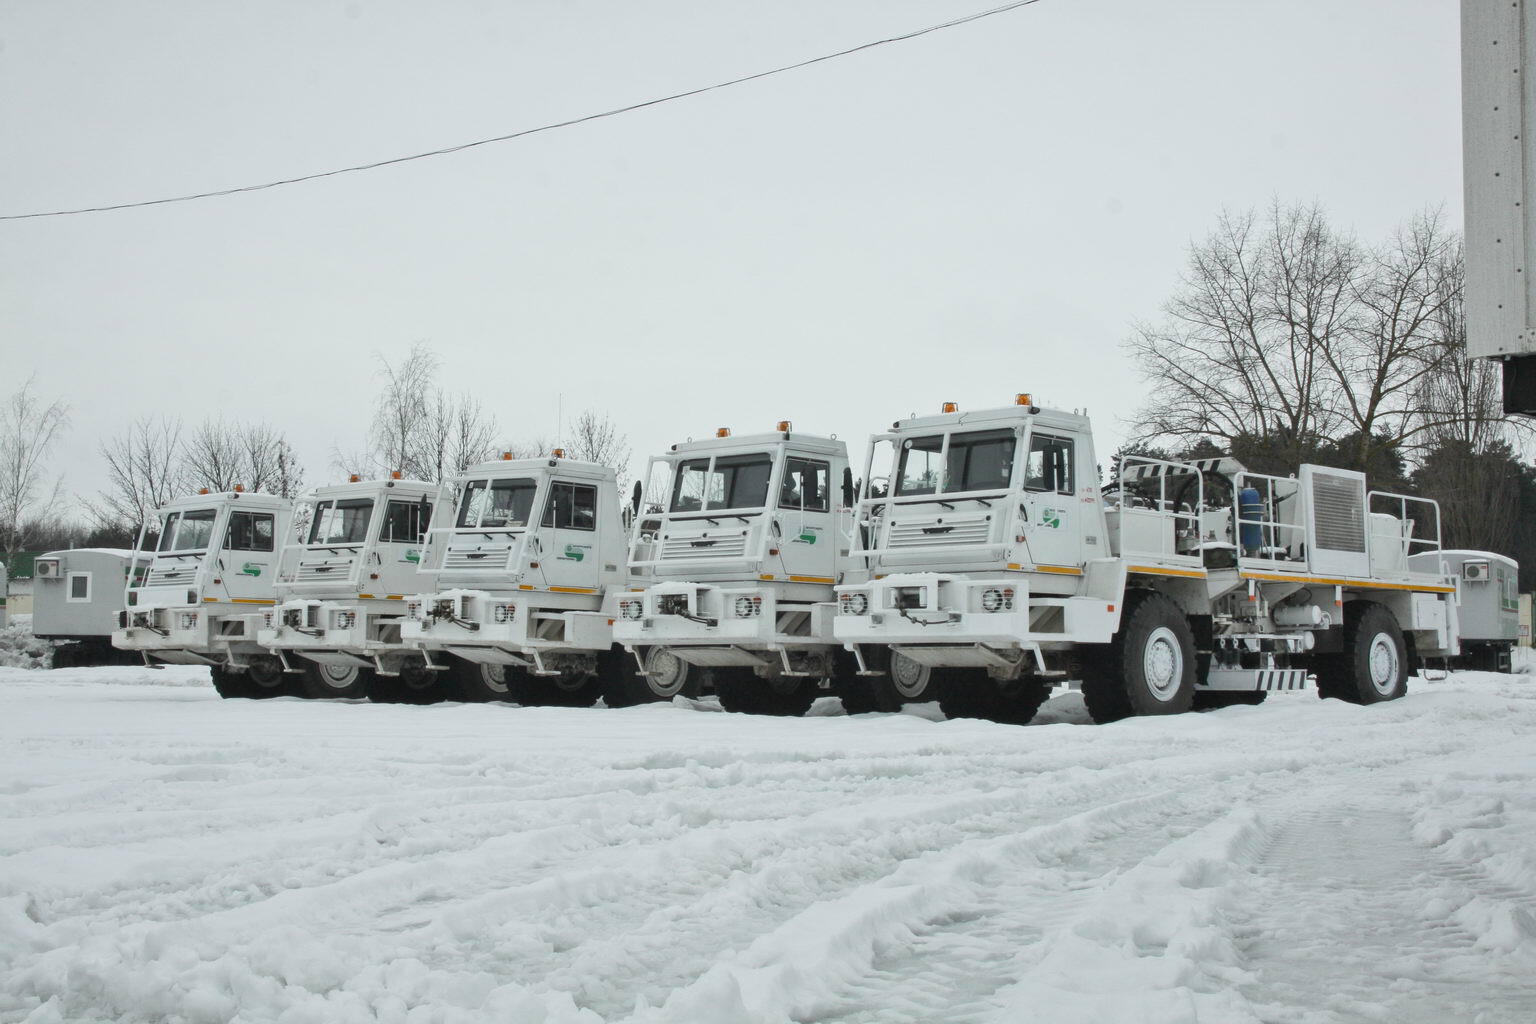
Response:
226,512,276,552
67,572,91,602
1025,435,1074,494
379,501,429,543
779,458,830,512
542,483,598,531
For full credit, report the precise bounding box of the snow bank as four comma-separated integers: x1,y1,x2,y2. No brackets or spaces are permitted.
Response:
0,620,54,671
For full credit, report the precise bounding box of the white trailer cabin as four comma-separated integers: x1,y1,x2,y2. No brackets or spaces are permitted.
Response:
34,549,148,666
1409,549,1519,671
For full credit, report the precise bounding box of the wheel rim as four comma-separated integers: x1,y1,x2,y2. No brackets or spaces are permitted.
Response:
247,658,285,689
400,663,435,691
316,663,359,690
890,652,930,699
479,664,509,694
646,649,688,698
1142,626,1183,702
1367,633,1400,695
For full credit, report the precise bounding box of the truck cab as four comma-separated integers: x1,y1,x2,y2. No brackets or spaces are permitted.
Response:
113,489,293,693
401,452,626,705
615,424,855,713
256,475,440,700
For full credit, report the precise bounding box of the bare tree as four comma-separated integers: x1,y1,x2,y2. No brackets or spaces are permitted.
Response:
361,343,499,482
0,377,70,569
85,417,185,535
184,419,306,496
565,409,632,480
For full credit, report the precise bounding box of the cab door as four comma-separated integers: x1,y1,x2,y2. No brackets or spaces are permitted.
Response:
776,456,836,582
375,497,433,595
221,510,280,600
539,481,601,593
1019,431,1085,572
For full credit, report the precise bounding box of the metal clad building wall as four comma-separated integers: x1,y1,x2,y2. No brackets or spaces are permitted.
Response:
1463,0,1534,357
1310,472,1366,553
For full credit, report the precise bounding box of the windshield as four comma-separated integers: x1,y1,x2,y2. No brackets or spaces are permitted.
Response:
308,498,374,544
157,509,218,552
456,478,537,529
895,430,1017,496
670,454,773,512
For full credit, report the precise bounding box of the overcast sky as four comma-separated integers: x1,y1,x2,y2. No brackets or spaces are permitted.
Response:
1,0,1462,506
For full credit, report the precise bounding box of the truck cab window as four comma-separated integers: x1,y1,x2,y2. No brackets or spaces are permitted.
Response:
309,499,373,544
780,458,830,511
542,482,598,531
944,430,1017,494
896,436,943,495
380,500,433,542
226,512,276,552
1025,434,1074,494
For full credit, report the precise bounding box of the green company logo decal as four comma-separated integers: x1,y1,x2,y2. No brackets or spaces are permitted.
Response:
562,544,587,562
1041,508,1063,529
793,526,822,545
404,549,422,564
797,533,818,544
240,562,262,577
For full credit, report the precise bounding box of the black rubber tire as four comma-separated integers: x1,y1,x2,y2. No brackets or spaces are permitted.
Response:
299,661,370,700
837,648,935,713
1192,690,1268,710
510,670,603,707
1314,602,1407,705
212,657,293,699
937,668,1052,725
365,660,447,704
1081,592,1197,724
602,646,697,707
715,667,816,717
442,659,515,702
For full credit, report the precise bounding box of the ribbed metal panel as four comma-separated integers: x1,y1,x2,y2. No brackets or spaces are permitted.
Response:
887,514,992,548
1310,472,1365,553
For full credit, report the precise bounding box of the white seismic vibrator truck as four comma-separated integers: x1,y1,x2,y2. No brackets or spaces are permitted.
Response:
615,423,864,714
113,488,294,695
833,396,1464,724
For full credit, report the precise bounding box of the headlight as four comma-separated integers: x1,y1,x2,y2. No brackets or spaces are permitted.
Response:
619,599,643,620
734,596,762,618
493,603,514,623
981,587,1014,613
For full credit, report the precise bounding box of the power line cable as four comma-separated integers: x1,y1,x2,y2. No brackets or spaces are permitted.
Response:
1,0,1044,221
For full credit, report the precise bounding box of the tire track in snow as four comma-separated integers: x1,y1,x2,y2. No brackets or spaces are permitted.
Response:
1234,802,1536,1024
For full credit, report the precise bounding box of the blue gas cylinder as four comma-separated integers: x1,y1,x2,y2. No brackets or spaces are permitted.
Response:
1238,487,1263,553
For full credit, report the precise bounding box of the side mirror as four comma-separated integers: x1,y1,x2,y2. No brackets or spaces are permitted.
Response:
841,468,855,508
630,480,642,515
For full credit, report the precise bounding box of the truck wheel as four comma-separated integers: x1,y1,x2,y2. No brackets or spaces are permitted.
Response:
300,662,370,700
604,647,697,707
510,671,602,707
1192,690,1268,710
366,661,447,704
1315,602,1406,704
716,668,814,716
834,649,894,714
444,660,514,702
838,648,934,713
210,665,252,699
1082,592,1196,723
937,669,1051,725
244,657,294,698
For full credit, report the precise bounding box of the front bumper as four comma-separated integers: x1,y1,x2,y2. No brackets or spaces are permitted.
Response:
257,599,409,668
113,605,268,666
400,589,612,666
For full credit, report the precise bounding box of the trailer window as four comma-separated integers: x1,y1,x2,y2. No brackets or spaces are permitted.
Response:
1025,434,1074,494
67,572,91,602
896,436,943,495
158,509,217,552
944,430,1017,493
225,512,275,552
309,499,373,544
542,482,598,531
670,454,772,511
380,499,433,542
780,458,830,512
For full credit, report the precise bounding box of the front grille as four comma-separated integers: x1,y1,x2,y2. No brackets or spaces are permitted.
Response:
144,566,192,587
296,557,355,583
443,544,514,571
886,515,992,548
660,532,749,560
1311,473,1365,553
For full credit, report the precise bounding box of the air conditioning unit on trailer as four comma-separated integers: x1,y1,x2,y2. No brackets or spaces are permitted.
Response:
1463,560,1491,582
33,558,60,580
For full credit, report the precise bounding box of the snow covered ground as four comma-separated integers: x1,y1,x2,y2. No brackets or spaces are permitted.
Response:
2,667,1534,1024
